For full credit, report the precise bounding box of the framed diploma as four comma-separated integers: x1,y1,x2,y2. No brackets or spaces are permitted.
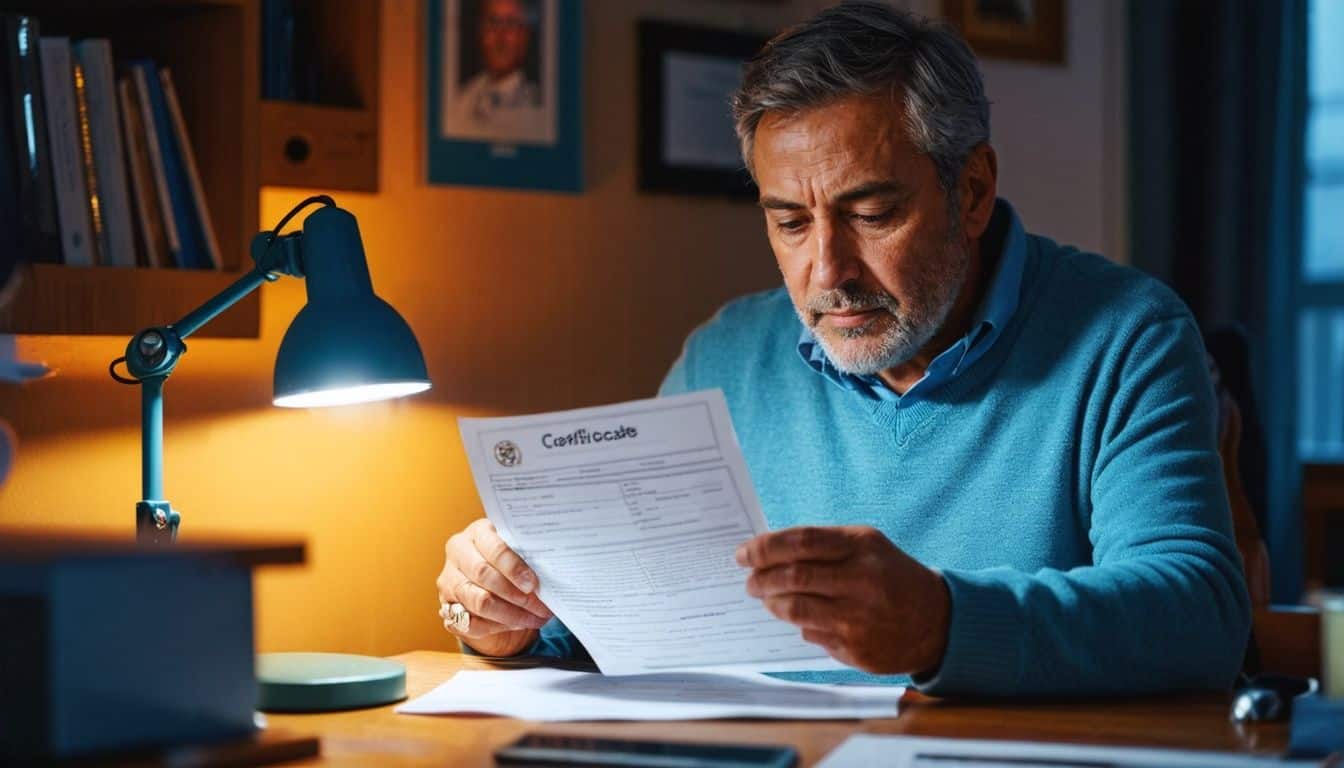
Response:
636,20,766,200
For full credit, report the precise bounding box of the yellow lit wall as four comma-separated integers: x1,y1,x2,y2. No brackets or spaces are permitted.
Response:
0,1,809,655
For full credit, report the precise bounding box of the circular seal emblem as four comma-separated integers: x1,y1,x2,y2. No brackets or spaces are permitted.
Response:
493,440,521,467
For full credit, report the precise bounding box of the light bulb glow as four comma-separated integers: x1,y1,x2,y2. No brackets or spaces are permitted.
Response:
273,381,431,409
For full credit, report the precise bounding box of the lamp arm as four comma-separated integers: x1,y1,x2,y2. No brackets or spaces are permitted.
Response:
114,195,334,543
119,268,275,544
174,212,316,338
173,268,271,340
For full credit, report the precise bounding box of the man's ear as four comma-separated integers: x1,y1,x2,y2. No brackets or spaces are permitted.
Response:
957,143,998,239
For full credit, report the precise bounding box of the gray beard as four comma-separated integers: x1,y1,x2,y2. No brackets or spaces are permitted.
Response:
798,235,970,377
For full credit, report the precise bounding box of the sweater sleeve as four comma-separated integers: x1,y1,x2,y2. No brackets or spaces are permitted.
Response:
457,618,591,661
916,314,1251,696
658,344,692,396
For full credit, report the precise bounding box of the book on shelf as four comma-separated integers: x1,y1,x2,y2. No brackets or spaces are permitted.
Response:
73,39,135,268
38,36,94,267
1,49,15,275
129,59,215,271
261,0,296,101
128,62,181,268
70,55,108,266
2,15,61,265
117,76,166,268
2,15,62,265
160,69,220,270
0,18,223,272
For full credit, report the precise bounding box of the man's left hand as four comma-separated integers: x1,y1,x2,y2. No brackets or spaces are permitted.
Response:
736,525,951,676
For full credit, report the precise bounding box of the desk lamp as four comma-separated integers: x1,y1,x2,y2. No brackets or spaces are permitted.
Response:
110,195,431,712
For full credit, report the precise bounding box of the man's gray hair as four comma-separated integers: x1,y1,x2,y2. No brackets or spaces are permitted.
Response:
732,1,990,195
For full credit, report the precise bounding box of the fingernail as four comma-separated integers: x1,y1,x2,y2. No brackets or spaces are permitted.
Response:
735,545,748,566
518,572,536,592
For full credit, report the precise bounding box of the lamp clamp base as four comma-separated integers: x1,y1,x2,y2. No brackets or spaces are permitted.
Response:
137,500,180,544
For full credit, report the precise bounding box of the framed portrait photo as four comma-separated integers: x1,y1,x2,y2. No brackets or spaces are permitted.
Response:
943,0,1065,65
637,21,766,200
426,0,583,192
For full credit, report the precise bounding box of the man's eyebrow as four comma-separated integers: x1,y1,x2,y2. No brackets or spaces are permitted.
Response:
758,181,909,211
759,196,805,211
834,180,908,204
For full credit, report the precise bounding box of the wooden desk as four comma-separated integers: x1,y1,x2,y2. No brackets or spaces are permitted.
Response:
265,651,1291,767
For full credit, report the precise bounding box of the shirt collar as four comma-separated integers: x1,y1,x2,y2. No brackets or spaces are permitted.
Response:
966,200,1026,354
796,199,1027,400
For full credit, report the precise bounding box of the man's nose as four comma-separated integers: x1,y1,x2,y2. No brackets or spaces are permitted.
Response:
811,219,861,290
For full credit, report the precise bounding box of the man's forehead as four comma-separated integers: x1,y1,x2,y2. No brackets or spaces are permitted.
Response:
752,96,926,204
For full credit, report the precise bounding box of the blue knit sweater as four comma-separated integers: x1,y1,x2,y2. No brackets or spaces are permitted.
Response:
531,207,1251,696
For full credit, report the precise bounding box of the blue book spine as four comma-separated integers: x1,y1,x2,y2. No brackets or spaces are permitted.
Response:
1,46,17,276
129,59,207,270
261,0,294,100
3,15,61,264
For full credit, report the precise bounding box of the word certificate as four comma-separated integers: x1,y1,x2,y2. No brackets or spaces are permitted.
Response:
458,389,841,676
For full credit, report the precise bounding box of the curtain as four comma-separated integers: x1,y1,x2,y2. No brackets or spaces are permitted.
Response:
1128,0,1308,601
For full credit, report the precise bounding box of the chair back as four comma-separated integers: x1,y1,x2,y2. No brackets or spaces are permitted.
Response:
1206,326,1320,678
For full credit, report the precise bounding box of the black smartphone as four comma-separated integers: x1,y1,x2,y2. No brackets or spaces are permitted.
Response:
494,733,799,767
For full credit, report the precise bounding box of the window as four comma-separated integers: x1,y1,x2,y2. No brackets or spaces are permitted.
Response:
1298,0,1344,459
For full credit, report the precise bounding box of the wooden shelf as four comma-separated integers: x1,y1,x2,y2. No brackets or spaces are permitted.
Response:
260,100,377,192
1,0,381,337
0,264,259,338
258,0,380,191
1,0,261,336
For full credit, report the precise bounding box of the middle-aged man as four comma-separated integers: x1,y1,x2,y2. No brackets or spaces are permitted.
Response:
436,1,1252,695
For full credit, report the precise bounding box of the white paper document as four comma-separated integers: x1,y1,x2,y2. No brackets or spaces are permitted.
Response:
458,389,842,676
817,735,1317,768
396,668,902,721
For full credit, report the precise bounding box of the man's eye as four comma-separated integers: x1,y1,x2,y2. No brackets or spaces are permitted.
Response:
776,219,807,232
851,209,894,225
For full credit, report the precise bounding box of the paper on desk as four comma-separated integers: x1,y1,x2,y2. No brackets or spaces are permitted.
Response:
458,389,843,676
395,668,902,721
817,735,1319,768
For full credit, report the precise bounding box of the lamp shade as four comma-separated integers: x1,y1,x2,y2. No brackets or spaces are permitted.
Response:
271,206,430,408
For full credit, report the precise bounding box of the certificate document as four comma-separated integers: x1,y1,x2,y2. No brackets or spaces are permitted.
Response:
458,389,842,676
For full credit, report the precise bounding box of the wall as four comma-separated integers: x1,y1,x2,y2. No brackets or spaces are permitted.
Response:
0,0,806,657
0,0,1126,657
901,0,1128,261
981,0,1127,261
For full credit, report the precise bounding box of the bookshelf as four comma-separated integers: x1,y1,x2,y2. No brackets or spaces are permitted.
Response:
259,0,380,192
0,0,382,339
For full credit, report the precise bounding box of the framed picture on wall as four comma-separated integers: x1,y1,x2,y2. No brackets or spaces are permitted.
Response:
426,0,583,192
942,0,1065,65
637,21,766,200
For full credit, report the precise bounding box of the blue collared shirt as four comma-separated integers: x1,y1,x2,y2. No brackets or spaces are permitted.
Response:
796,200,1027,404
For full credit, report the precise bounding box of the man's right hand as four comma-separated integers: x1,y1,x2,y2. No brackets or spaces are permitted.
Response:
436,518,553,657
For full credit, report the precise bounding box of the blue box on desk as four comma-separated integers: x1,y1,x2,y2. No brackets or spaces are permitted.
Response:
0,531,304,760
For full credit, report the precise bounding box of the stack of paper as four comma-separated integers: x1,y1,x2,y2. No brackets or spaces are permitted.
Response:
396,668,902,721
817,735,1318,768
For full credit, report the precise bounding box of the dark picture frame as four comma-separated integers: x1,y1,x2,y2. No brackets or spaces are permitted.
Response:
637,21,766,199
943,0,1066,65
426,0,584,193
